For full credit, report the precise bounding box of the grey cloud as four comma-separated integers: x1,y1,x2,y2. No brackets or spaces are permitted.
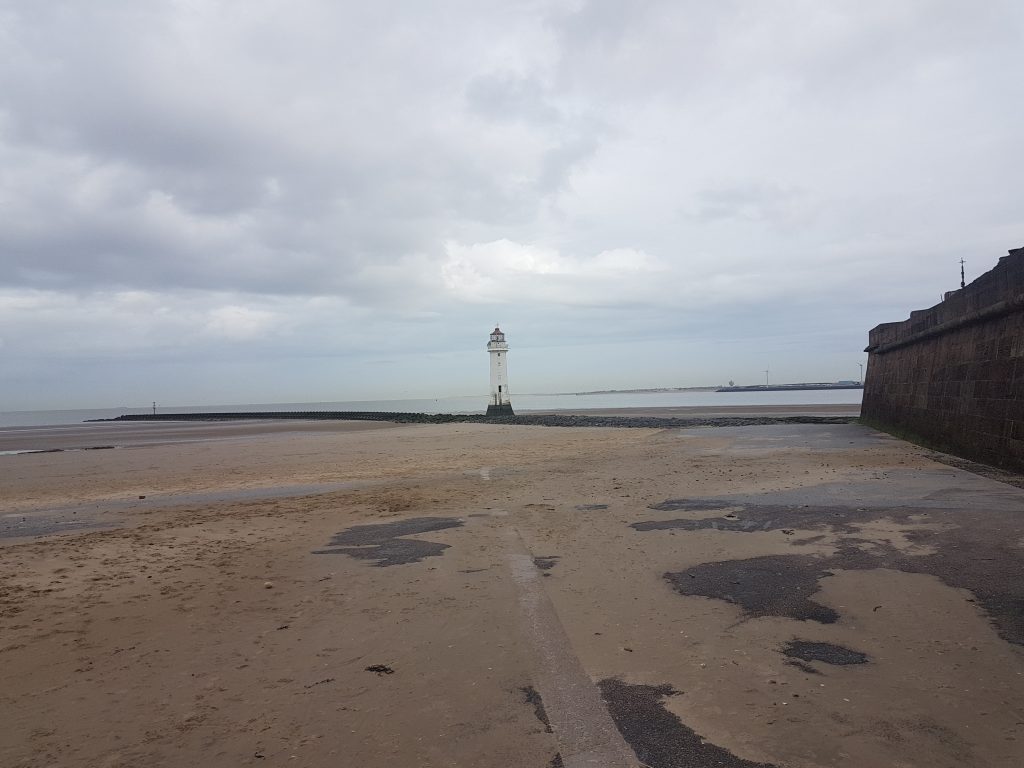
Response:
465,73,560,123
0,0,1022,408
685,183,809,226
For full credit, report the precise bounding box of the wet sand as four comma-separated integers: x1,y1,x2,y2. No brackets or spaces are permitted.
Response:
0,418,401,453
526,403,861,418
0,403,862,455
1,419,1022,768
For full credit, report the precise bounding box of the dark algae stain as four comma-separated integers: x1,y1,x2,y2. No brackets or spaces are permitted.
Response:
648,499,737,512
783,640,868,666
313,517,462,566
789,534,827,546
598,678,777,768
575,503,609,511
665,555,839,624
532,555,560,571
521,686,553,733
639,499,863,534
636,517,780,533
640,498,1024,645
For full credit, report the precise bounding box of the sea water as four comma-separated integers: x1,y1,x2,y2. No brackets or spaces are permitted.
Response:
1,389,862,428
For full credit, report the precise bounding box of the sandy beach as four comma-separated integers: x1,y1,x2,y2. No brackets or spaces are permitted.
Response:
2,416,1023,768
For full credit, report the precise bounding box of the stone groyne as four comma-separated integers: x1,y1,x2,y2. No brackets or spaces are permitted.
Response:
863,245,1024,471
98,412,855,429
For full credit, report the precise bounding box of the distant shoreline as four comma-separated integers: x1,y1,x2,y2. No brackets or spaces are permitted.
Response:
566,387,719,395
567,384,863,395
716,383,864,392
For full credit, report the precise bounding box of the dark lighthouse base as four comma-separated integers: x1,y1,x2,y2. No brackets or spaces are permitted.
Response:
486,403,515,417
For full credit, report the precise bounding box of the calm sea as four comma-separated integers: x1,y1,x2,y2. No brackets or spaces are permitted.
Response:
1,389,862,428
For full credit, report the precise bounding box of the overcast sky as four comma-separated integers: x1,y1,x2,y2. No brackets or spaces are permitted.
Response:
2,0,1022,409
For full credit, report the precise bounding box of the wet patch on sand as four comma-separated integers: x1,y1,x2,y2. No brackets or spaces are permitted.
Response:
790,534,828,546
649,499,737,512
521,685,553,733
6,480,376,525
643,498,861,534
313,517,463,566
782,640,868,666
925,451,1024,490
641,498,1024,645
665,556,839,623
0,513,113,540
598,678,777,768
533,556,560,571
635,517,776,533
0,445,118,456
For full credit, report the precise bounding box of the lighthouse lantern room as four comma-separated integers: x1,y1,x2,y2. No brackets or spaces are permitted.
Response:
486,326,514,417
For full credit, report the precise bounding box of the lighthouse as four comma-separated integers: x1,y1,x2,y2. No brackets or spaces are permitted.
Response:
486,326,514,417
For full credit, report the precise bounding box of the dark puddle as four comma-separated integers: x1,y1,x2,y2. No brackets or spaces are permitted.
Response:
641,498,1024,645
313,517,462,566
533,556,560,571
598,678,777,768
521,685,552,733
665,555,839,624
575,504,609,511
783,640,867,666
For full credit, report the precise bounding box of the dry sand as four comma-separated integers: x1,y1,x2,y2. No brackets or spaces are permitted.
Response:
1,419,1022,768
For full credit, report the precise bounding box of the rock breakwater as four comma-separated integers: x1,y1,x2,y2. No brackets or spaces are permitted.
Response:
98,412,856,428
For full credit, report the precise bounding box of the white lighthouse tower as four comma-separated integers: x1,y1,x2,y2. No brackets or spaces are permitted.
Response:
486,326,514,417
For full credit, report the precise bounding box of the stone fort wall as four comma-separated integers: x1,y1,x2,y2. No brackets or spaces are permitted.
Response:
862,246,1024,472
